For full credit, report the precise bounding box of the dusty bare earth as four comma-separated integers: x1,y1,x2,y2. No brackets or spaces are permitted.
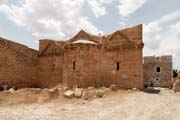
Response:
0,88,180,120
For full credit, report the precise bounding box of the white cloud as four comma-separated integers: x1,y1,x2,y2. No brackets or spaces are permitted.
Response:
119,21,126,26
143,10,180,69
143,22,180,69
87,0,113,18
159,11,180,24
170,21,180,39
0,0,101,39
117,0,146,17
88,0,106,18
144,10,180,51
143,21,162,50
0,0,8,4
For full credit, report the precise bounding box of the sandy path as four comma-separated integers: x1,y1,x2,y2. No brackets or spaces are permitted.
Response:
0,89,180,120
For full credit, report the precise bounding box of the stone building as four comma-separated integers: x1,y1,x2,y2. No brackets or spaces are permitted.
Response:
143,55,173,87
0,24,144,89
38,24,144,88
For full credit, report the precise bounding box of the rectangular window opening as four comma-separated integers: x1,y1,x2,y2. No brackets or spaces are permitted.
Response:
156,67,160,72
117,62,120,71
52,63,55,72
73,61,76,70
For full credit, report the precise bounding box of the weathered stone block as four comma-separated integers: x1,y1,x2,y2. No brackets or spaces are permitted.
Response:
74,88,83,98
96,90,105,98
110,85,118,91
173,80,180,92
63,90,74,98
48,88,59,98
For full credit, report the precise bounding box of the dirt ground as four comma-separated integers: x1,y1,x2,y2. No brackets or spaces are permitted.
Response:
0,88,180,120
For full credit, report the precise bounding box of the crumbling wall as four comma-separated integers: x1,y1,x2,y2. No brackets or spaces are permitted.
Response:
0,37,38,88
143,55,172,87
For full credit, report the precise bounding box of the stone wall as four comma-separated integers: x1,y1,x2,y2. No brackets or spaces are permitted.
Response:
38,40,64,88
63,45,143,88
0,37,38,88
0,24,144,89
37,24,144,89
62,24,143,89
143,55,172,87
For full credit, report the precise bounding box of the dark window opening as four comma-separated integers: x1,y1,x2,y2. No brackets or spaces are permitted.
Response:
156,67,160,72
117,62,120,71
73,61,76,70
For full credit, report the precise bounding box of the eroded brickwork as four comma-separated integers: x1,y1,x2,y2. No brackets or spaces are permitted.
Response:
38,24,144,88
0,37,38,87
0,24,144,89
143,55,173,87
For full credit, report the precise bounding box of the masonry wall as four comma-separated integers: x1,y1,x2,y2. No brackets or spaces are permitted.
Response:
0,24,144,89
0,37,38,87
37,40,64,88
38,55,63,88
63,45,143,89
143,55,172,87
39,24,144,89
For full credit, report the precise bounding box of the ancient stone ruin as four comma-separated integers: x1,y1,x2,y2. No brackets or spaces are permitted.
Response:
143,55,173,87
38,24,144,88
0,24,173,89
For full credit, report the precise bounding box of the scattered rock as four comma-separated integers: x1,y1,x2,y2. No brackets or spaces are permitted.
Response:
74,88,83,98
48,88,59,98
54,84,63,89
63,87,70,90
110,85,118,91
8,88,15,93
96,90,105,98
37,96,49,103
88,86,94,90
64,90,74,98
81,91,89,100
81,90,96,100
143,88,160,94
132,88,139,91
31,88,42,94
2,85,9,90
73,85,78,91
173,80,180,92
12,86,18,90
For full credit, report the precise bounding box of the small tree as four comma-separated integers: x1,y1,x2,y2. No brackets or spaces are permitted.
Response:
173,69,178,78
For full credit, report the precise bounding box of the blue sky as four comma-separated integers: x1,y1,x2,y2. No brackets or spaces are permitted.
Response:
0,0,180,69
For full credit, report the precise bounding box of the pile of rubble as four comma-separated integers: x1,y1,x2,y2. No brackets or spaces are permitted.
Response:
0,83,137,105
63,84,118,100
173,79,180,92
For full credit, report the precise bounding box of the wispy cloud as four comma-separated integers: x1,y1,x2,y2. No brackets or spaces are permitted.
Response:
117,0,146,17
87,0,113,18
158,11,180,24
